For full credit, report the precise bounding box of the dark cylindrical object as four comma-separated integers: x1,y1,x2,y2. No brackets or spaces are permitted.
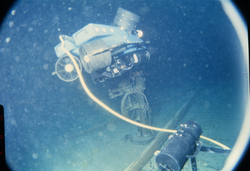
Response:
113,7,140,33
155,121,202,171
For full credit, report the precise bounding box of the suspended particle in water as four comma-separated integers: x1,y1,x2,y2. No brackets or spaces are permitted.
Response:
43,64,49,70
98,132,103,137
6,37,10,43
11,10,16,15
9,21,14,28
15,56,20,62
107,123,116,132
32,153,38,159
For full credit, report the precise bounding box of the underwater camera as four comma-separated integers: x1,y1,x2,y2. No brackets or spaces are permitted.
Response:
155,121,231,171
53,7,150,83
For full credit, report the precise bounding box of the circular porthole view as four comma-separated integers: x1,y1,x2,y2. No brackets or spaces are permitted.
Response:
0,1,248,171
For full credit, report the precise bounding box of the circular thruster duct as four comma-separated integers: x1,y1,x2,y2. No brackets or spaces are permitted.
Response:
54,55,82,82
79,39,111,74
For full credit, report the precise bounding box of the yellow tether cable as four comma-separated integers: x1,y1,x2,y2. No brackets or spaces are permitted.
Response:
58,35,230,150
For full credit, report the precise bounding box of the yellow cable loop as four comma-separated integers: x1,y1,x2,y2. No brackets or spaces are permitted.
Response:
58,35,230,150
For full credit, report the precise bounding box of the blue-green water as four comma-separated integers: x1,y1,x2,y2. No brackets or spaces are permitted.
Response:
0,0,248,170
